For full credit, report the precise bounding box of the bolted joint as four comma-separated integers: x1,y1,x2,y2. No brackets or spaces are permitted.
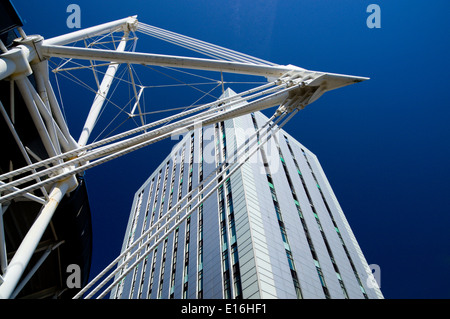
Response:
48,165,80,194
125,16,139,33
1,46,33,79
13,34,46,64
58,169,79,194
0,34,45,80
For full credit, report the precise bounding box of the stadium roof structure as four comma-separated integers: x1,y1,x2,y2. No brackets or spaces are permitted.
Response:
0,3,367,299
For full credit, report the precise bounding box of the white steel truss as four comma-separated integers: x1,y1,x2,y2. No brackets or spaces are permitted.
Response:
0,15,367,299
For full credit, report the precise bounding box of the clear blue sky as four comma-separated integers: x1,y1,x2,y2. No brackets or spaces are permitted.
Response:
12,0,450,299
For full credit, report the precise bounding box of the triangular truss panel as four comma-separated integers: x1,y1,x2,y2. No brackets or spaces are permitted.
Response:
0,14,367,298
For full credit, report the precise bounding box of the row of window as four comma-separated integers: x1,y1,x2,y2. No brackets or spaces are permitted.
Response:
216,121,242,299
251,113,303,299
166,147,186,298
117,114,370,299
143,161,171,298
267,172,303,298
281,151,332,296
181,133,196,298
115,129,207,299
135,176,158,298
122,136,189,298
284,135,368,299
197,128,204,298
114,188,145,298
280,135,337,299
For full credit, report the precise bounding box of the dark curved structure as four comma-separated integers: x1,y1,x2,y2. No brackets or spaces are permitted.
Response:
0,1,92,299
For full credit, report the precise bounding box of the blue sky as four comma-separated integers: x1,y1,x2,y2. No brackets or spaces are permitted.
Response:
12,0,450,299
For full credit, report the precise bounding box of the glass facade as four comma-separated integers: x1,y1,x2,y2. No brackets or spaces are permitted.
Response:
112,91,383,299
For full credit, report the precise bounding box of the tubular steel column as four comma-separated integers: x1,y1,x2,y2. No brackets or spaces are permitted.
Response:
78,31,130,147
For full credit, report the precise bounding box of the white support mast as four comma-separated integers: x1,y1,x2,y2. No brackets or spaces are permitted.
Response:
78,31,130,147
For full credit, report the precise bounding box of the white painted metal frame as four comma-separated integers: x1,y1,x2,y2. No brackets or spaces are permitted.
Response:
0,15,367,299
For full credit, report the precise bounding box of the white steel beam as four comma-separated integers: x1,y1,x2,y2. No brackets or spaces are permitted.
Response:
42,16,138,46
0,177,77,299
40,44,294,78
0,81,278,186
0,43,37,81
78,32,130,147
40,44,368,87
130,86,144,116
0,69,364,203
126,64,145,127
0,82,295,201
0,182,46,205
15,78,58,159
24,78,62,155
34,61,79,151
9,80,14,123
10,241,64,299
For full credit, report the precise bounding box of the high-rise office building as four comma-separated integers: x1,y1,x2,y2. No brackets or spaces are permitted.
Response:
111,89,383,299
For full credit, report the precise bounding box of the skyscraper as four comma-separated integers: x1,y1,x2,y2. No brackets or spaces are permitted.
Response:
111,89,383,299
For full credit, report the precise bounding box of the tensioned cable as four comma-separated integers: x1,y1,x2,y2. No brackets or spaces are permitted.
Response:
91,86,136,143
0,79,296,206
54,72,68,124
0,80,280,185
0,82,291,207
152,65,220,83
137,23,276,66
92,63,131,136
138,23,276,65
0,82,288,201
138,25,243,63
49,60,137,117
141,82,220,89
0,100,50,201
55,52,223,142
0,82,292,201
51,33,142,91
93,116,133,142
52,58,136,88
3,81,281,185
52,57,136,144
142,64,220,101
50,34,269,146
